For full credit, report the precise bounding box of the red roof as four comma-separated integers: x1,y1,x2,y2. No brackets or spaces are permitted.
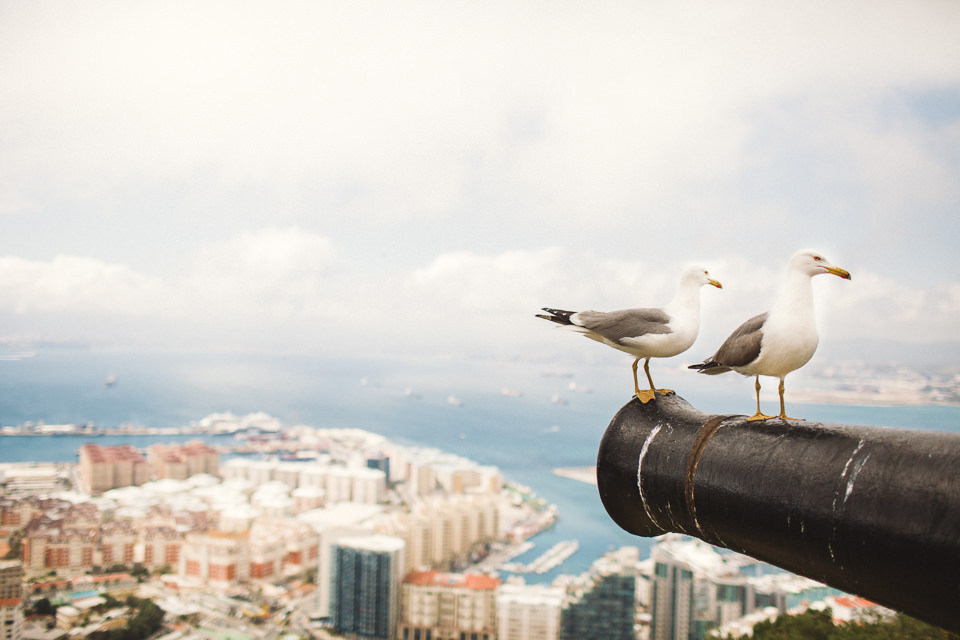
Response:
833,595,876,609
404,570,499,590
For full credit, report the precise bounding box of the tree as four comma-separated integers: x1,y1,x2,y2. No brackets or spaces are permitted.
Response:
2,529,23,560
747,608,834,640
29,598,56,617
723,609,959,640
89,598,165,640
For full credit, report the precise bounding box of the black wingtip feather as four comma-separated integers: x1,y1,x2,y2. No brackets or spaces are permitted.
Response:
688,361,730,375
536,308,576,326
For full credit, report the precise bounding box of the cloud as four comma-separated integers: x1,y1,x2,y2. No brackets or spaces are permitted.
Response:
0,236,957,361
179,227,338,318
0,255,166,315
0,2,958,360
0,228,342,348
2,1,958,225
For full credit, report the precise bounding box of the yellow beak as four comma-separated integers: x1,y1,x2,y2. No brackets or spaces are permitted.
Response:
708,278,723,289
826,266,852,280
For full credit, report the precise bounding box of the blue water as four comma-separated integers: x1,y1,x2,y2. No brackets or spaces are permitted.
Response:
2,347,959,583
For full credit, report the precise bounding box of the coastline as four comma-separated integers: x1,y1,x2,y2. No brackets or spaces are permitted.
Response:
552,466,597,486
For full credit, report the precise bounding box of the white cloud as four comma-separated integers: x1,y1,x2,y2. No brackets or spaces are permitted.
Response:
0,255,166,315
0,239,957,359
0,2,957,360
2,1,958,224
179,227,338,318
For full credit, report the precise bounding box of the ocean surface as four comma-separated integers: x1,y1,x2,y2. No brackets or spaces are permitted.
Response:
2,347,959,584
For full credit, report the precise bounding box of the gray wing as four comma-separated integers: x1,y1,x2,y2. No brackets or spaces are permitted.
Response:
573,307,672,344
712,312,768,367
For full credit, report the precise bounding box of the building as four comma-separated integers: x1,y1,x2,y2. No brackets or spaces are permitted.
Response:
21,508,100,579
0,466,60,496
650,541,696,640
377,494,500,572
139,527,183,571
221,458,386,505
147,442,220,480
0,560,24,640
496,583,564,640
649,535,755,640
330,535,406,640
77,445,150,495
178,519,318,587
180,530,251,586
399,570,499,640
99,521,136,570
560,547,638,640
298,503,383,619
249,519,319,581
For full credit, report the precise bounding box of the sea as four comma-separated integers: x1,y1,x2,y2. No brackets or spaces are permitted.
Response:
2,346,959,584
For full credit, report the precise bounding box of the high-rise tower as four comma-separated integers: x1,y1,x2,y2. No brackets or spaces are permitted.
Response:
330,535,406,640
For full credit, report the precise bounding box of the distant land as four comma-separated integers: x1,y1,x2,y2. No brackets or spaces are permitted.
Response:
553,467,597,486
793,360,960,406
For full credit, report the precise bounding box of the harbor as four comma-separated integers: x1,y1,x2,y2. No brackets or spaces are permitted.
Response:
501,540,581,575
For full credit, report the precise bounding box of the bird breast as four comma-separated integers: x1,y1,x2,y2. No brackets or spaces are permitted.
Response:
620,323,696,358
748,315,819,378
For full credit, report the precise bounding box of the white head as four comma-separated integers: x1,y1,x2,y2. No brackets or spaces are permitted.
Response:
679,264,723,289
789,249,852,280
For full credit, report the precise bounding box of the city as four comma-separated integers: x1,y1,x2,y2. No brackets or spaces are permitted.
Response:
0,415,901,640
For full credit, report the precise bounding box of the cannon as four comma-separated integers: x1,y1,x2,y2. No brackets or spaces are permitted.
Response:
596,394,960,633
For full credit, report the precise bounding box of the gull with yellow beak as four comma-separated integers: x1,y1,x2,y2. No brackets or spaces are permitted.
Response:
538,265,722,403
689,249,851,420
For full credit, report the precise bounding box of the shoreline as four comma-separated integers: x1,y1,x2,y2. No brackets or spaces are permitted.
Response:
552,466,596,486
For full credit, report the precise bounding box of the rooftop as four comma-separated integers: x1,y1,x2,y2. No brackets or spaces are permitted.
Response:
404,570,500,591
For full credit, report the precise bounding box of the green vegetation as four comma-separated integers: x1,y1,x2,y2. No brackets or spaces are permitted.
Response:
27,597,56,617
130,566,150,581
720,608,959,640
88,597,164,640
2,529,23,559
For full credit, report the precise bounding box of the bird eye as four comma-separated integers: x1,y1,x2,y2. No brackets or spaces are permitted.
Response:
813,256,822,261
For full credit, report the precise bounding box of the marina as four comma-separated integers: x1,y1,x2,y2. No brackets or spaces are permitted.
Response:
502,540,581,575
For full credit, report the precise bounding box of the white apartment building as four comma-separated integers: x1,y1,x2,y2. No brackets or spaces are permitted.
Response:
496,583,564,640
221,458,385,505
374,493,500,572
399,570,499,640
179,518,318,586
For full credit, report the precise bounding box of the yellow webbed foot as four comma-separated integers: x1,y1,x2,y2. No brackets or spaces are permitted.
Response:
778,414,802,421
746,412,774,421
656,388,675,397
635,389,657,404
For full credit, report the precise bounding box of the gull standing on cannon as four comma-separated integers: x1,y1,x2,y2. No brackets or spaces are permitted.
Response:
689,249,851,421
537,265,722,403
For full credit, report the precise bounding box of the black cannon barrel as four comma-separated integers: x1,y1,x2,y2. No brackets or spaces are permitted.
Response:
596,393,960,633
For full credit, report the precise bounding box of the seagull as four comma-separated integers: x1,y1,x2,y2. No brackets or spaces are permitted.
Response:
537,265,722,403
689,249,851,421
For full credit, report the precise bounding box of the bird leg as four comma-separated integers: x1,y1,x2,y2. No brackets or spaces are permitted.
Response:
632,358,656,403
646,357,674,398
747,376,774,421
777,378,801,420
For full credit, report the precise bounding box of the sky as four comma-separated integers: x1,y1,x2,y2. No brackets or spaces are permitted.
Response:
1,1,959,368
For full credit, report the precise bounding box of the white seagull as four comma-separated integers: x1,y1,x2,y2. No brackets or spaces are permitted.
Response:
538,265,722,403
689,249,851,421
